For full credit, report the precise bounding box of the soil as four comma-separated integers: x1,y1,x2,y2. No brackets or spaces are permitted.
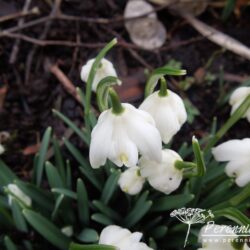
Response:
0,0,250,175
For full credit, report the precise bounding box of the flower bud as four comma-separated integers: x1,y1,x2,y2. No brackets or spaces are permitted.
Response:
7,184,32,207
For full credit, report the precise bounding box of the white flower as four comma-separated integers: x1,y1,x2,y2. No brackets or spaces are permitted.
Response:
80,58,121,91
230,87,250,122
118,166,145,195
139,90,187,143
7,184,32,207
89,103,162,168
139,149,183,194
0,144,5,155
99,225,153,250
212,138,250,187
197,223,249,250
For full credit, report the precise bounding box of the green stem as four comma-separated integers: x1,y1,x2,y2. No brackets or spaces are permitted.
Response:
205,94,250,153
158,77,168,97
85,38,117,117
175,160,196,170
109,88,124,115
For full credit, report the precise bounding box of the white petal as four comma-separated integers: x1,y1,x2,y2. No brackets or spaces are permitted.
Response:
89,112,113,168
230,87,250,106
212,139,250,162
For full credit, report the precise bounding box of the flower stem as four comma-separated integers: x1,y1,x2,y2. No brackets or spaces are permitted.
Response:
158,77,168,97
184,223,191,247
109,88,124,115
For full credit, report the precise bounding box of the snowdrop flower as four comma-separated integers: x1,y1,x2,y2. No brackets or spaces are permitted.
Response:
118,166,145,195
139,90,187,144
139,149,183,194
80,58,121,91
212,138,250,187
89,103,162,169
197,223,249,250
7,184,32,207
0,144,5,155
99,225,153,250
230,87,250,122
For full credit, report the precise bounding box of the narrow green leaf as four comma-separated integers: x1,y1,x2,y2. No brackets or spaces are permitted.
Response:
93,200,121,222
101,170,120,205
63,139,102,191
53,110,89,144
123,201,152,228
151,194,195,212
52,194,65,220
91,213,114,226
11,200,28,232
4,236,17,250
214,207,250,226
77,178,89,225
52,188,77,200
36,127,52,186
77,228,99,243
0,159,17,186
70,243,117,250
45,162,64,189
52,138,66,183
23,209,70,250
192,136,206,176
66,160,72,189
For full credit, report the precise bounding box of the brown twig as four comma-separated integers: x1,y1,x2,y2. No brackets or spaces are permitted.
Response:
45,59,81,104
9,0,34,64
0,7,39,23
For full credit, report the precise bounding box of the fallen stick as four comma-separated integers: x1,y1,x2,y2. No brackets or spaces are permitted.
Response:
182,13,250,61
45,59,81,104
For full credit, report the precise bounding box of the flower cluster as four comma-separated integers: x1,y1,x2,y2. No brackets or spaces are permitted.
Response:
81,58,188,195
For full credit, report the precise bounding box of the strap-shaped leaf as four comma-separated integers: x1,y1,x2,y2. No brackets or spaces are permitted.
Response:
45,162,64,189
101,170,120,205
11,200,28,232
0,159,17,186
151,194,194,212
77,178,89,225
4,236,17,250
70,243,117,250
192,136,206,176
91,213,114,226
23,209,70,250
36,127,52,186
52,188,77,200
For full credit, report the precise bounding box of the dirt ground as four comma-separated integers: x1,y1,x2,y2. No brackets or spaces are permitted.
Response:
0,0,250,175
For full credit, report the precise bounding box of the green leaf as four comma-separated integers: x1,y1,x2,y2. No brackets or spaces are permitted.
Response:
23,209,70,250
222,0,236,20
0,159,18,186
52,138,66,183
214,207,250,226
123,192,152,227
63,138,102,191
4,236,17,250
45,161,64,189
92,200,121,222
77,228,99,243
36,127,52,186
192,136,206,176
70,243,117,250
101,170,120,205
145,66,186,97
53,110,89,144
91,213,114,226
151,194,195,212
151,225,168,239
52,194,65,220
11,200,28,232
77,178,89,225
85,38,117,116
52,188,77,200
66,160,72,189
